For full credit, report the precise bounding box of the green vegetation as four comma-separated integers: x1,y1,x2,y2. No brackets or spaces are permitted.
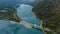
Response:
0,8,21,22
32,0,60,34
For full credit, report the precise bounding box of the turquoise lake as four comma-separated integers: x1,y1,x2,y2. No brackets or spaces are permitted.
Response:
0,2,44,34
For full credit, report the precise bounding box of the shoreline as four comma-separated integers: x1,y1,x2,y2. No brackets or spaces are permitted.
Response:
40,20,47,34
20,20,46,34
10,20,46,34
40,20,56,34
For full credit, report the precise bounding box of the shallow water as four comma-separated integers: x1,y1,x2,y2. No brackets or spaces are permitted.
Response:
17,4,44,34
0,4,44,34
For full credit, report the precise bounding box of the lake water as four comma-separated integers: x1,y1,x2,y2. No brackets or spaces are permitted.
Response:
0,4,44,34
